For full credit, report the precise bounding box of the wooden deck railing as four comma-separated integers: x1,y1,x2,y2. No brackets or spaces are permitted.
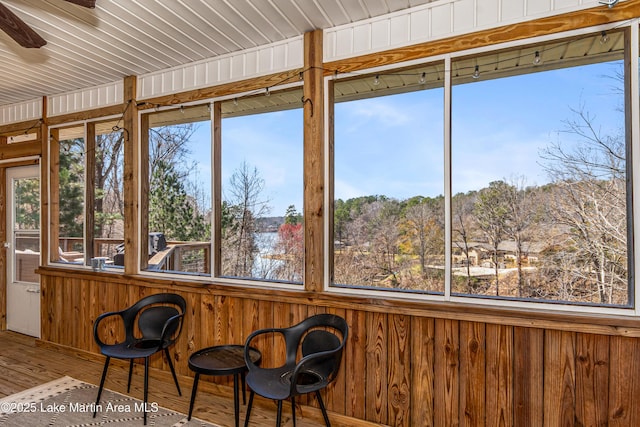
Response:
148,242,210,273
56,238,211,273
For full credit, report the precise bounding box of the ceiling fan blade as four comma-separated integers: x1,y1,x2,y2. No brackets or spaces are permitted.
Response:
0,3,46,48
64,0,96,7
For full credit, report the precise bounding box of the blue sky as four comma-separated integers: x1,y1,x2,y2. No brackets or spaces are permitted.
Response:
184,59,624,216
451,61,624,194
185,109,304,218
222,110,304,217
335,90,444,200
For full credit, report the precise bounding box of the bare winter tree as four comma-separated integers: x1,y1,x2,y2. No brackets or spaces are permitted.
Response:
452,191,478,290
474,180,512,295
366,200,402,287
95,130,124,239
222,161,271,278
149,124,197,178
541,106,627,304
503,176,538,297
334,198,401,287
402,197,444,285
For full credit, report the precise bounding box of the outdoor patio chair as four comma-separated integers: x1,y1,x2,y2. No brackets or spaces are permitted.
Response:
243,313,348,427
92,293,186,425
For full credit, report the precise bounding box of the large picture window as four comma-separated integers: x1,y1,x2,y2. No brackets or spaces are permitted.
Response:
330,28,633,308
218,89,304,283
332,62,445,292
451,30,628,306
52,124,85,263
50,119,125,269
139,87,304,283
91,119,124,266
143,104,212,275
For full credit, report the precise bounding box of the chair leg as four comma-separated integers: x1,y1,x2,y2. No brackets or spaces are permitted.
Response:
316,390,331,427
164,348,182,396
276,400,283,427
143,357,149,425
127,359,134,392
187,373,200,421
93,356,110,418
243,390,254,427
291,396,296,427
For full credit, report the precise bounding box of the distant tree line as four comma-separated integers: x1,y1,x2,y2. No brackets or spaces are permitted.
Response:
334,107,628,305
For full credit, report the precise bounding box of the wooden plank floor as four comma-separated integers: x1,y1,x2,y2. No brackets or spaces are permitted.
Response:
0,331,381,427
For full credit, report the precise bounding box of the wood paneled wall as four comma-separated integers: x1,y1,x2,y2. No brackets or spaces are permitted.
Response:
38,269,640,426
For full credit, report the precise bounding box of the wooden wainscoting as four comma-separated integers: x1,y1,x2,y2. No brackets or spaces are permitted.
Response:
38,268,640,426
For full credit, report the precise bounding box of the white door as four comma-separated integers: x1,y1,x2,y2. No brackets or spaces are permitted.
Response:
6,165,40,337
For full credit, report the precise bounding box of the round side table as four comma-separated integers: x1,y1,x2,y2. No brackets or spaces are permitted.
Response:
187,344,261,427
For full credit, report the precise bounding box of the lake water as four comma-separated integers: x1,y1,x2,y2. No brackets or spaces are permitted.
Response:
253,232,283,278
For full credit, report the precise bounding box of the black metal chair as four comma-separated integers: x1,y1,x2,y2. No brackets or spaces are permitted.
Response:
243,313,348,427
92,293,186,425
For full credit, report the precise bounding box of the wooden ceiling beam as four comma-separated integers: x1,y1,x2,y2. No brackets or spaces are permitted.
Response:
64,0,96,8
0,3,45,48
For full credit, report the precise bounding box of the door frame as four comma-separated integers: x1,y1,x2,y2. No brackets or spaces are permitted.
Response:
6,164,41,337
1,160,40,334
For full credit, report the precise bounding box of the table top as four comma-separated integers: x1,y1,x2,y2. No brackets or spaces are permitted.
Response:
188,344,261,375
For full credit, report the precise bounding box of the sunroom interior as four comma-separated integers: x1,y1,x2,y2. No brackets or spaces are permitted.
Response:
2,0,640,426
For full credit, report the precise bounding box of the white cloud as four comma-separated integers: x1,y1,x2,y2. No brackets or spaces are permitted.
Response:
451,129,549,194
334,179,368,201
350,100,412,127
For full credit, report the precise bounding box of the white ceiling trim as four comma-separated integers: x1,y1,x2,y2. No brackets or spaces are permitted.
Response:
324,0,604,62
47,80,123,117
0,98,41,125
137,36,304,101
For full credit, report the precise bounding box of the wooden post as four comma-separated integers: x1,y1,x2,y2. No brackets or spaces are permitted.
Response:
213,101,222,277
85,122,96,263
303,29,324,292
123,76,139,275
40,97,50,265
0,164,5,330
48,129,60,262
327,78,335,290
139,113,149,271
39,97,48,338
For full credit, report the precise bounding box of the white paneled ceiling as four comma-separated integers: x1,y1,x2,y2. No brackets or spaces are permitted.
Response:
0,0,435,106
